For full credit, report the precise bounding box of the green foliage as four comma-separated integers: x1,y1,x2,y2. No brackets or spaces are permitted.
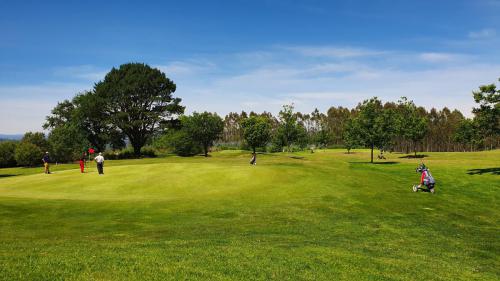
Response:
454,119,481,150
343,118,361,153
397,97,428,156
14,142,43,167
47,125,89,163
21,132,49,153
472,78,500,139
182,112,224,157
94,63,184,156
275,104,305,151
352,97,397,162
0,141,18,167
241,116,272,152
104,147,157,160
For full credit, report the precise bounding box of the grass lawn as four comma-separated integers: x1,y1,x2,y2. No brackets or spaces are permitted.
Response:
0,149,498,280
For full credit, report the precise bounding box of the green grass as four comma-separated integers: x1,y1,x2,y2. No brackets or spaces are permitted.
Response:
0,149,498,280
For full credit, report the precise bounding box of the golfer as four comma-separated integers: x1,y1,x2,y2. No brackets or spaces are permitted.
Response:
42,152,51,174
250,152,256,165
79,152,86,173
94,152,105,175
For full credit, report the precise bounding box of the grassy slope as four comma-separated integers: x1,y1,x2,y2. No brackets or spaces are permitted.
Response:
0,150,498,280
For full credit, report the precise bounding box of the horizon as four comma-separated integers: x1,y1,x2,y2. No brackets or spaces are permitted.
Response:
1,0,500,134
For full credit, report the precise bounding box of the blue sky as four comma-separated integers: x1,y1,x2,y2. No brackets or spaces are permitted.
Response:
1,0,499,134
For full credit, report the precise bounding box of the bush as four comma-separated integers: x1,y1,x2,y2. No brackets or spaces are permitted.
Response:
103,146,157,160
0,141,18,167
168,130,202,156
15,142,43,167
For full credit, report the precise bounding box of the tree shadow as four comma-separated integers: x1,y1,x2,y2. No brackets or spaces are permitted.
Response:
0,174,17,178
467,167,500,175
350,161,399,165
399,154,429,159
289,156,305,160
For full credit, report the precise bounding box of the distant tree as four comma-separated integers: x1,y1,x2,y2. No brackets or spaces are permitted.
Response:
454,119,479,151
241,116,272,153
275,104,303,151
183,112,224,157
0,141,18,167
397,97,428,156
161,129,201,156
21,132,49,153
343,118,360,154
472,78,500,146
15,142,42,167
48,125,89,163
94,63,184,156
354,97,396,163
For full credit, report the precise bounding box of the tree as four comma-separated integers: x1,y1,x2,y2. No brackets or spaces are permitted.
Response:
275,104,303,152
343,118,360,154
472,78,500,146
183,112,224,157
15,142,42,167
241,116,272,153
354,97,396,163
397,97,428,156
48,124,89,163
21,132,49,153
0,141,18,167
454,119,479,151
94,63,184,156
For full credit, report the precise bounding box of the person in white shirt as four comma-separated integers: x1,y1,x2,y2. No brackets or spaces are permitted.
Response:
94,152,105,174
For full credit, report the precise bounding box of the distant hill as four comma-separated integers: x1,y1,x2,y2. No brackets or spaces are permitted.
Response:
0,134,23,141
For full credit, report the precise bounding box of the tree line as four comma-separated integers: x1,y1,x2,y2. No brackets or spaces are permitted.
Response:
1,63,498,167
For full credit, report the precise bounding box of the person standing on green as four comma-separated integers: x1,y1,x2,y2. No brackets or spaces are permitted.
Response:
42,152,51,174
94,152,105,175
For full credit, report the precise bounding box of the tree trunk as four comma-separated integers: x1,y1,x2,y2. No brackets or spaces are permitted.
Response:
132,144,141,157
371,144,374,163
204,145,208,157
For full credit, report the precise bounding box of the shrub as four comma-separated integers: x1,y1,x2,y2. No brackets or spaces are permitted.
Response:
168,130,202,156
0,141,18,167
15,142,43,167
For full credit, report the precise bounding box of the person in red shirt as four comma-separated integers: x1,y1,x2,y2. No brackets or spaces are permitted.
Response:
79,152,86,173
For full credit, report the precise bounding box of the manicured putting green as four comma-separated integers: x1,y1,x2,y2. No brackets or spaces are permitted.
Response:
0,149,499,280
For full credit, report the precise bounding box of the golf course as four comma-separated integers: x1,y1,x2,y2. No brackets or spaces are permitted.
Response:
0,149,498,280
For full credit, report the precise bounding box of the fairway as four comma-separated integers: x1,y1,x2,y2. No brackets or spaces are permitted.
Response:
0,150,499,280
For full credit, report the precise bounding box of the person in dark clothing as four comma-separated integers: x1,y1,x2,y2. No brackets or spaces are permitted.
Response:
42,152,51,174
249,152,257,165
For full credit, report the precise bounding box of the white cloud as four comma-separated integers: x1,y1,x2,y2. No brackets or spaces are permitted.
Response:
53,65,107,81
284,46,386,58
419,52,457,63
468,28,496,39
1,45,497,133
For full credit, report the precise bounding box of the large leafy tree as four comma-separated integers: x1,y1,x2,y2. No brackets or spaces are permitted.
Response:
182,112,224,157
472,78,500,145
354,97,396,163
241,116,272,153
94,63,184,156
397,97,428,156
44,92,114,153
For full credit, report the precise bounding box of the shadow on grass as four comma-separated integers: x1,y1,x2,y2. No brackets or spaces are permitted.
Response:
399,154,429,159
0,174,17,178
289,156,305,160
467,167,500,175
350,161,399,165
